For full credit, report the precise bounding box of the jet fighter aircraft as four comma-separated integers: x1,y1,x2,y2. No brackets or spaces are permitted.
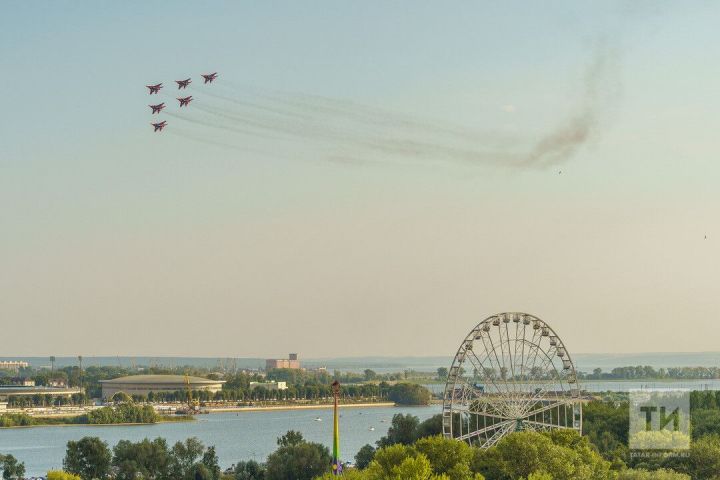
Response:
176,78,191,89
201,72,218,84
146,83,163,94
151,121,167,132
177,96,193,107
149,103,165,114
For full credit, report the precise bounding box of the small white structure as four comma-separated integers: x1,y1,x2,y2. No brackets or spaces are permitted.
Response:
249,381,287,391
0,361,29,373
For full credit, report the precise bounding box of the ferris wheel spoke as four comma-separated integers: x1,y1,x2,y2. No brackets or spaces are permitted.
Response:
524,335,547,381
521,419,564,431
523,341,558,384
511,318,522,381
456,419,515,441
521,397,575,419
499,319,521,402
481,332,507,389
465,345,507,398
450,402,514,421
481,421,517,448
515,345,560,413
461,353,510,415
478,332,521,404
519,330,542,384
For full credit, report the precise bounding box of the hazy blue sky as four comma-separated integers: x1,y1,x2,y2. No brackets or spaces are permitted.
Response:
1,1,718,357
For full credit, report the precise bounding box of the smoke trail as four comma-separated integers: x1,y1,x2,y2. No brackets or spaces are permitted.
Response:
190,86,310,121
192,97,375,147
157,41,619,169
164,110,275,139
166,128,245,152
165,127,280,159
517,42,619,168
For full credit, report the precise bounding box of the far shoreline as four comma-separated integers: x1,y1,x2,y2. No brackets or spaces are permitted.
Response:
202,401,397,413
0,401,404,430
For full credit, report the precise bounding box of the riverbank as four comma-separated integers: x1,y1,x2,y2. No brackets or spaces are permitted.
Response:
0,404,191,429
0,415,192,429
203,401,396,413
0,402,399,428
0,416,193,430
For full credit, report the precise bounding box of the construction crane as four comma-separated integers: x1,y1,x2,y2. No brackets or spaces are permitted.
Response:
184,374,199,414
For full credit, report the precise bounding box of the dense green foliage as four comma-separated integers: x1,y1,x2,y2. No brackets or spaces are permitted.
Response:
84,403,159,424
231,460,265,480
377,414,420,447
64,437,112,480
0,403,182,428
387,383,432,405
0,413,97,427
366,409,720,480
47,471,82,480
354,444,376,469
264,431,331,480
616,469,689,480
376,413,443,448
0,454,26,480
582,395,720,475
323,438,483,480
112,438,173,480
4,393,88,408
63,436,222,480
473,430,613,480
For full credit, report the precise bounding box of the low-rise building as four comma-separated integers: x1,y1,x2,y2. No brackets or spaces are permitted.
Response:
249,381,288,391
0,361,29,373
265,353,300,370
99,374,225,400
10,378,35,387
0,386,82,401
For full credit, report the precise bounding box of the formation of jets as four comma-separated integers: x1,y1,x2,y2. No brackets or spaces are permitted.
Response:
146,73,217,132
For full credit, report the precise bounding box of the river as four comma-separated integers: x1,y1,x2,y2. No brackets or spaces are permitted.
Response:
0,405,441,476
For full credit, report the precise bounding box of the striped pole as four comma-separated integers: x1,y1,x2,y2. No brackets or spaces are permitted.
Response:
332,380,342,475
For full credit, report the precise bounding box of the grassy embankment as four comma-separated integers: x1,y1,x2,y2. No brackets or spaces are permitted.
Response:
0,404,192,428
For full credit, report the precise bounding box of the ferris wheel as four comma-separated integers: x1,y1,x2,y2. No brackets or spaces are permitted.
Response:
442,312,582,448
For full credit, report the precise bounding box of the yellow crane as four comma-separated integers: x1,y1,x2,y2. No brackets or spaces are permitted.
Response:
184,374,199,413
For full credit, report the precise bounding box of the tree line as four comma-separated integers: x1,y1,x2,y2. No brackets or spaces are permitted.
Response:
2,365,432,407
580,366,720,381
0,403,171,428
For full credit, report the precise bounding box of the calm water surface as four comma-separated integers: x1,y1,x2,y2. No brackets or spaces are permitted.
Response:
0,405,440,476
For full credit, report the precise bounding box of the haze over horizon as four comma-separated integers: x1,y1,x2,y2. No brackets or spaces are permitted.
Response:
2,1,719,358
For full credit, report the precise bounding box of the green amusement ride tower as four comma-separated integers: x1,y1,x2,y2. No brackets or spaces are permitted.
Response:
332,380,342,475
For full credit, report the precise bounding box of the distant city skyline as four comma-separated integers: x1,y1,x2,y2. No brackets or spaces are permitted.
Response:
1,2,718,357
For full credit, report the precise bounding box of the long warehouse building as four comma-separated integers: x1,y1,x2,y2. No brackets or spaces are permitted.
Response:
99,375,225,399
